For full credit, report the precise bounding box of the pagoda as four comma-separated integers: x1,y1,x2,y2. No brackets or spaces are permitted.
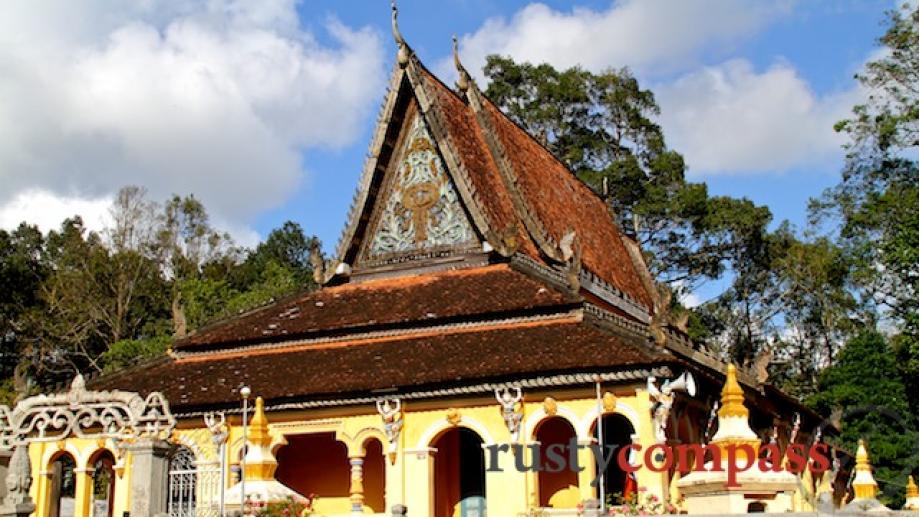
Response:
77,5,825,516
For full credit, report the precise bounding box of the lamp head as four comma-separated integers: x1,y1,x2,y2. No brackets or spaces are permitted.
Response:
240,385,251,399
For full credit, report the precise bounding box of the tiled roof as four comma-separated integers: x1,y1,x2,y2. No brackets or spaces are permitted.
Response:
95,317,664,412
174,264,571,350
479,98,653,309
412,63,653,309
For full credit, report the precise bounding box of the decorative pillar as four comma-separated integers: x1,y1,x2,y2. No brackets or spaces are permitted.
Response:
73,467,94,517
349,455,365,513
125,438,173,517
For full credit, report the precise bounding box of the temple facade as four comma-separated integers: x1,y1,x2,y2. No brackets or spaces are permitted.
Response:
19,7,835,517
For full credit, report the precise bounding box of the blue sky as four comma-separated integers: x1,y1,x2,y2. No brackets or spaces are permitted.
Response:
0,0,896,269
259,0,891,249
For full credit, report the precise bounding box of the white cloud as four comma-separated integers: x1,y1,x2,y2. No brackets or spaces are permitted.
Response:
655,59,858,175
0,0,385,240
0,189,112,234
446,0,793,82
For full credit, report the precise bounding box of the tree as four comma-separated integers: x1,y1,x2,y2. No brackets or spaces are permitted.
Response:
814,3,919,414
807,331,919,507
483,56,767,296
155,194,238,337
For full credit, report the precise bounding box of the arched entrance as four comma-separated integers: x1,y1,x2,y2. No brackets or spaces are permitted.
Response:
362,438,386,513
48,452,76,517
275,433,351,514
592,413,635,503
167,446,197,517
535,417,579,508
90,450,116,517
433,427,486,517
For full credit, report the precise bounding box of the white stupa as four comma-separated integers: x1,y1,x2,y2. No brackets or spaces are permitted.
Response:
677,364,798,514
224,397,304,512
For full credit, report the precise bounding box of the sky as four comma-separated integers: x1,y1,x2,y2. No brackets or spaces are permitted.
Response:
0,0,895,267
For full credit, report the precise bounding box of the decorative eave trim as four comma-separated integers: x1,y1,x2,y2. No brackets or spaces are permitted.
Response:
464,83,566,264
173,309,582,361
333,62,406,274
173,365,672,418
509,252,649,324
579,270,650,323
401,58,502,255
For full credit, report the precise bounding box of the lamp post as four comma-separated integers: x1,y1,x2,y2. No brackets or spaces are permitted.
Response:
240,385,251,515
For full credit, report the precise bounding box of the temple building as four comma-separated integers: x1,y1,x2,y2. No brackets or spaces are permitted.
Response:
20,7,836,517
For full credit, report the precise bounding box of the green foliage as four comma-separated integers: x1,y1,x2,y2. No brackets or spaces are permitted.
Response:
483,56,767,292
807,330,919,507
100,336,172,373
0,186,319,398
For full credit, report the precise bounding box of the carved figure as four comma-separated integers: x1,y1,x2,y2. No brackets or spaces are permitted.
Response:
495,387,523,441
647,372,696,444
376,399,403,463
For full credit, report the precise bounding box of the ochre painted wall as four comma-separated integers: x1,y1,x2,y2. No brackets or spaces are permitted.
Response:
29,386,665,517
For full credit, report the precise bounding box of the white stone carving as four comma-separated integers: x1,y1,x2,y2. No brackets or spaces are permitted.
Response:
0,375,176,449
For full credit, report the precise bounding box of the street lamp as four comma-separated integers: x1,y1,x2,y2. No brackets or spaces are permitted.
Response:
240,385,251,514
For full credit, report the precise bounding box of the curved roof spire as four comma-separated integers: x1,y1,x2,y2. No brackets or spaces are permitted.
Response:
391,0,410,67
452,35,470,93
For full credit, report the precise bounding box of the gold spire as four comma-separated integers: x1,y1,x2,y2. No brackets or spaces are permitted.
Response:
907,475,918,498
718,364,748,418
452,35,470,93
853,439,879,499
391,1,410,67
248,396,271,447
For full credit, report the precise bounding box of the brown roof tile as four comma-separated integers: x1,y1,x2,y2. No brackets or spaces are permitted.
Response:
419,68,539,258
96,318,662,411
175,264,570,350
481,99,653,308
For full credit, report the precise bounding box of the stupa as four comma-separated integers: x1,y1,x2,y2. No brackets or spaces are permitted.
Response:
225,397,304,512
677,364,798,513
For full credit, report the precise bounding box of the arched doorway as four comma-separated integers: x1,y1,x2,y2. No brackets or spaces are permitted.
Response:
167,446,197,517
48,452,76,517
433,427,486,517
90,450,116,517
535,417,579,508
275,433,350,514
362,438,386,513
592,413,635,504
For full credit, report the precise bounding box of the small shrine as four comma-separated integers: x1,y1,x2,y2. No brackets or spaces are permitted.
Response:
224,397,303,512
677,364,798,514
905,476,919,511
842,439,890,512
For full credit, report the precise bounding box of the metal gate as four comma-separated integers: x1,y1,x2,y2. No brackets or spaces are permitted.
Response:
168,447,222,517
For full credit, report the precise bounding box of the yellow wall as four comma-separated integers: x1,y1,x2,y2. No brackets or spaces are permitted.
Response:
27,385,665,517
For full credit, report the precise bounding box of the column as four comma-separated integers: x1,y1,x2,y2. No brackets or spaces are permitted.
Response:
73,467,94,517
125,438,172,516
349,455,365,513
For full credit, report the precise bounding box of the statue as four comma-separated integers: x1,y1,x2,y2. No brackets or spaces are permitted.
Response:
376,399,403,464
3,444,34,512
494,387,523,441
647,372,696,444
204,411,228,448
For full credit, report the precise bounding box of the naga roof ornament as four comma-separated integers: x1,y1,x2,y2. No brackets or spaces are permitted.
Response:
391,1,410,67
452,35,470,93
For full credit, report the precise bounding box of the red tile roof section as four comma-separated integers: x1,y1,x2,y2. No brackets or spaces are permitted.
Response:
481,99,653,308
174,264,570,350
419,69,539,259
96,318,662,410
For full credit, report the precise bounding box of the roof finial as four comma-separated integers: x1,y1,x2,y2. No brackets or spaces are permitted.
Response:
453,35,470,93
391,0,409,67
